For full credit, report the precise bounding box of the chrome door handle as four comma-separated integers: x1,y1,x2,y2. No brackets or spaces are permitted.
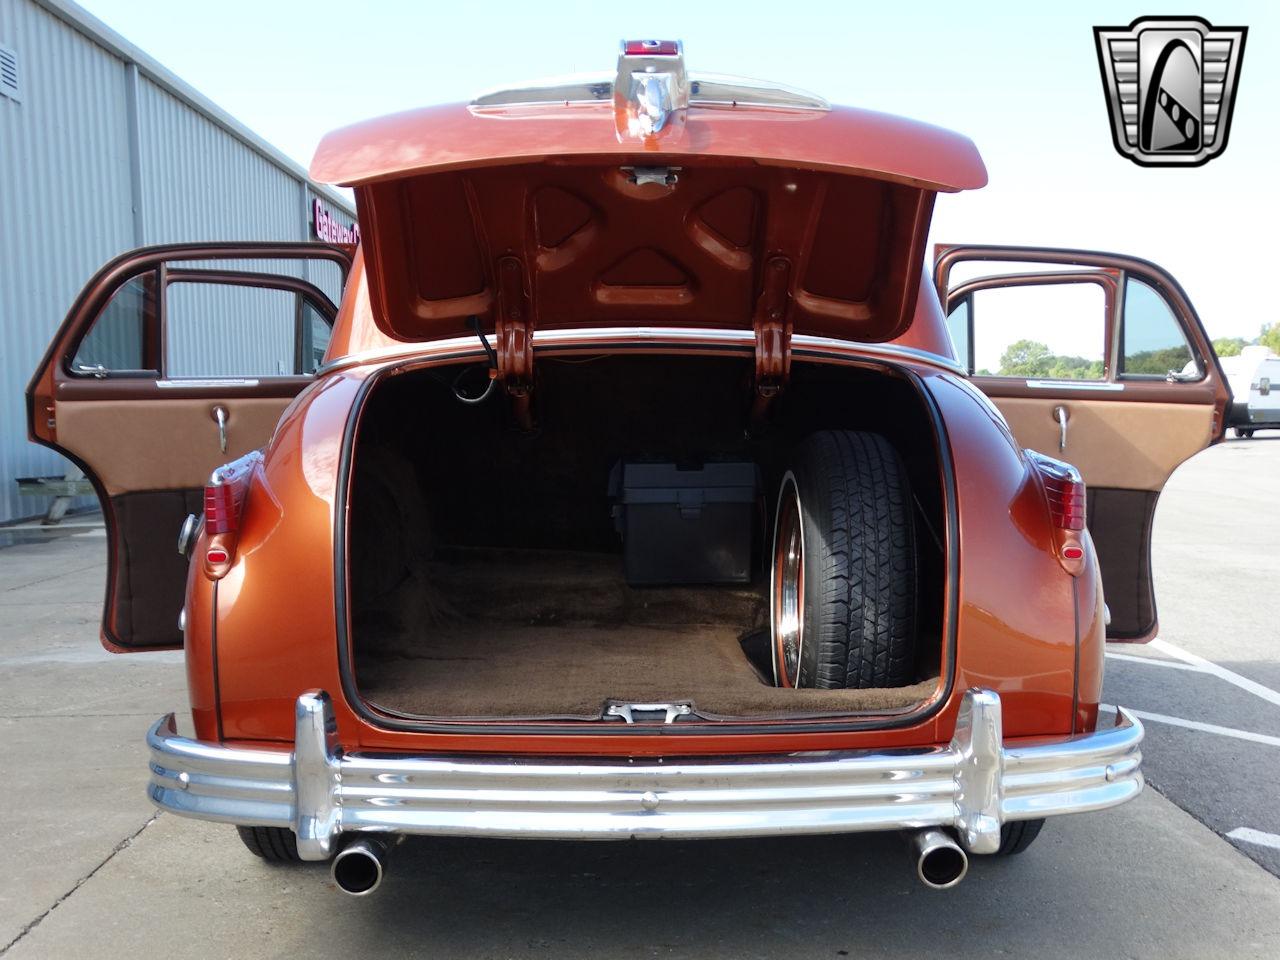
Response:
212,406,228,453
1053,406,1069,452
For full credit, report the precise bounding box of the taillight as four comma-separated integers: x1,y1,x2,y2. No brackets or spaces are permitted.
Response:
1026,450,1087,574
623,39,680,56
200,451,262,577
1028,450,1086,531
203,483,242,534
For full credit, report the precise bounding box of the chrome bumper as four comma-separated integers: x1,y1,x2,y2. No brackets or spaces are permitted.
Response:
147,689,1143,861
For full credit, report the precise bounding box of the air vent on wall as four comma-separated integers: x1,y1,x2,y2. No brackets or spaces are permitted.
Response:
0,43,20,102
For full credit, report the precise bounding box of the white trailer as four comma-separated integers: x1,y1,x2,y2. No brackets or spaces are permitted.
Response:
1222,345,1280,437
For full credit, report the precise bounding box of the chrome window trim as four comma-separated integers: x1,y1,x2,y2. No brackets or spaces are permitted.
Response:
1024,380,1126,391
157,378,262,389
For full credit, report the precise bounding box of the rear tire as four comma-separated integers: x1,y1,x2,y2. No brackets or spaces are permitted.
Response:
771,430,918,689
994,818,1045,856
236,825,303,863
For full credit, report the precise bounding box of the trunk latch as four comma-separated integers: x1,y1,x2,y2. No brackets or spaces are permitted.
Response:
605,701,695,724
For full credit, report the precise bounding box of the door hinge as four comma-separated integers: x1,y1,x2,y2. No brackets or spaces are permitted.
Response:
494,255,535,430
753,255,793,419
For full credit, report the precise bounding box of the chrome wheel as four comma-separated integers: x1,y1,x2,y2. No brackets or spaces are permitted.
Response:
771,474,805,687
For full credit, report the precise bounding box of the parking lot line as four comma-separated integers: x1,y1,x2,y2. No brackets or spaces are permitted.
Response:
1227,828,1280,851
1103,705,1280,748
1148,637,1280,709
1105,651,1206,672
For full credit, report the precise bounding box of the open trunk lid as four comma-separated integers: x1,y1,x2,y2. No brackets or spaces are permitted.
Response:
311,43,986,351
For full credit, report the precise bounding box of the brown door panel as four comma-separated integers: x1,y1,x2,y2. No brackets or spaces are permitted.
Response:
988,395,1214,491
57,394,297,652
54,396,295,495
1088,488,1159,641
110,489,205,649
986,392,1211,641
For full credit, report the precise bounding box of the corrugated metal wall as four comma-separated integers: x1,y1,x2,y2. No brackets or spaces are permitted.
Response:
0,0,355,523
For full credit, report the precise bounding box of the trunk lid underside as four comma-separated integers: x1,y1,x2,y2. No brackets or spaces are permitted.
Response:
355,158,937,348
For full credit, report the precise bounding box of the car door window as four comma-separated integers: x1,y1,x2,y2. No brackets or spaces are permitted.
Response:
1120,278,1200,380
966,282,1107,379
299,300,332,374
166,281,308,379
71,275,155,375
944,297,971,370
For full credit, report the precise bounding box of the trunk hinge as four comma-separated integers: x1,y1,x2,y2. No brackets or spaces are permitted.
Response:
753,255,793,421
495,255,535,431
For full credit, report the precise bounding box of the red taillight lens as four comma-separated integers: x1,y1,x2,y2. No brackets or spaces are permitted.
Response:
200,451,262,578
1027,451,1086,531
623,39,680,55
202,452,259,536
204,483,241,534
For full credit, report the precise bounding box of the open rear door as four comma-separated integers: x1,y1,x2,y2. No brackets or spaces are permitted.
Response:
935,244,1230,641
27,243,352,651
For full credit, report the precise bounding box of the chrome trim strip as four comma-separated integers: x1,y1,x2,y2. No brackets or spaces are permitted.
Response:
316,328,966,378
147,690,1143,860
790,334,967,375
470,70,830,113
157,378,261,389
1025,380,1126,391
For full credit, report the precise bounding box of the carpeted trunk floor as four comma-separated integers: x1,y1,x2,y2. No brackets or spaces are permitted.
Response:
354,548,937,720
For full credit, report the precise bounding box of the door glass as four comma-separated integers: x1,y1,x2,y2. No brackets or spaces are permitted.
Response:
71,275,152,374
944,298,971,370
1120,278,1199,379
299,300,332,374
166,282,300,378
969,282,1106,379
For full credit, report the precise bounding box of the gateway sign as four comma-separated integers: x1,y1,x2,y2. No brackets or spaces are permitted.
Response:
312,199,360,245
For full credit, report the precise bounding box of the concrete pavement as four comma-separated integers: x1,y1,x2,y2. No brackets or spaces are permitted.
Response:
1102,435,1280,877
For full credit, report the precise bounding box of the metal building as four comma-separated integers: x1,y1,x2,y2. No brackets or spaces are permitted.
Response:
0,0,356,523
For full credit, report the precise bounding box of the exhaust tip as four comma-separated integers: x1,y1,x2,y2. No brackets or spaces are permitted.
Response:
331,838,387,896
909,829,969,890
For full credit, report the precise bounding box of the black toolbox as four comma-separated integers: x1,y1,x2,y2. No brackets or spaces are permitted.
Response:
610,461,759,585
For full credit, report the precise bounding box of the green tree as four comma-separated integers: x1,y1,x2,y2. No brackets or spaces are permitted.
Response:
998,340,1103,380
1212,337,1248,358
1125,345,1194,375
1260,323,1280,355
998,339,1053,377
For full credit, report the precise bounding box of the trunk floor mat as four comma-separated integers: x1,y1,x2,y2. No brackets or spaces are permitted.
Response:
357,622,937,720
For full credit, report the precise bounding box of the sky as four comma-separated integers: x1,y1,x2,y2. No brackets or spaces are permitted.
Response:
77,0,1280,343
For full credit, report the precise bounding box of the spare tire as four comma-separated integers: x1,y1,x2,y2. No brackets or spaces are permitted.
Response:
771,430,918,689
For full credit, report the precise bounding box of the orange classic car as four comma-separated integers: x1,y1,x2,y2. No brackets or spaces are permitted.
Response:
28,42,1229,894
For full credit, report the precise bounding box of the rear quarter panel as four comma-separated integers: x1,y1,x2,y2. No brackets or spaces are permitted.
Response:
923,371,1083,736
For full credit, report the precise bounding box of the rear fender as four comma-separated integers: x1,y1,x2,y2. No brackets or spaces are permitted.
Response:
923,371,1080,737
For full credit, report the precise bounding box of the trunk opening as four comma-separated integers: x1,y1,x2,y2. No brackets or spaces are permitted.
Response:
347,353,948,724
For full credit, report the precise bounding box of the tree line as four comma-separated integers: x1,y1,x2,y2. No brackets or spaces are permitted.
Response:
984,322,1280,379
